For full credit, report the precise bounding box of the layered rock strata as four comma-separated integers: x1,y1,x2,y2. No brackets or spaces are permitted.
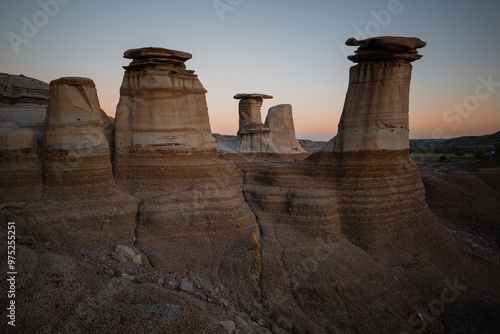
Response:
234,93,278,154
2,40,497,334
0,121,42,202
113,47,217,193
0,73,50,105
0,73,49,140
264,104,306,153
316,36,454,263
113,48,259,299
39,77,137,240
215,93,279,154
333,37,426,153
43,77,113,189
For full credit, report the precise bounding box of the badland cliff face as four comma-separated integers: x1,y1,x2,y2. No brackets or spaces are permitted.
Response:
0,38,499,333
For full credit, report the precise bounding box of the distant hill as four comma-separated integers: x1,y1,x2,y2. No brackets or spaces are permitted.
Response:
0,72,49,105
410,131,500,149
292,131,500,153
298,139,328,153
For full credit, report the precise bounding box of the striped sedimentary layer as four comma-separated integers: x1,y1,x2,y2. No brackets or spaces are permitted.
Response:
236,156,447,332
312,150,456,264
39,76,137,241
43,77,113,188
0,121,42,202
112,48,261,303
333,60,412,152
136,158,259,303
114,48,217,194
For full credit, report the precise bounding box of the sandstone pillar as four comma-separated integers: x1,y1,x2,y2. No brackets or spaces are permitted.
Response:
333,36,426,153
233,93,278,153
43,77,112,188
327,37,455,264
113,47,218,192
265,104,306,153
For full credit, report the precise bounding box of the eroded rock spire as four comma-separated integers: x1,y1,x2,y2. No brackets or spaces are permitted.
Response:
333,36,426,153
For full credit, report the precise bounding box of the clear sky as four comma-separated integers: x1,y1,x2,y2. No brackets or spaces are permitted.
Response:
1,0,499,141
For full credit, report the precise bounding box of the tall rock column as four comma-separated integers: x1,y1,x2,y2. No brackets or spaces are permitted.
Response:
325,37,456,264
113,47,218,193
113,48,258,299
40,77,137,242
265,104,306,154
333,37,425,153
43,77,113,189
234,93,278,154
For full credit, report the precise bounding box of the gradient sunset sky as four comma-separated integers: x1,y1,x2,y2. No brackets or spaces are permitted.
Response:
1,0,499,141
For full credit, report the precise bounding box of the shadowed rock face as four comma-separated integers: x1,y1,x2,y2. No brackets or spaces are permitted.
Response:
346,36,426,62
0,73,50,105
37,77,138,244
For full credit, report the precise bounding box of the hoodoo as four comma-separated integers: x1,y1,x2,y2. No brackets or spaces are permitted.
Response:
38,76,138,242
325,36,454,263
233,93,278,154
112,48,258,290
334,36,426,152
113,47,217,193
42,77,114,190
265,104,306,154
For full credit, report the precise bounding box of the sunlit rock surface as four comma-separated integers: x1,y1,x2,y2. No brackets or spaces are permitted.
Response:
264,104,306,154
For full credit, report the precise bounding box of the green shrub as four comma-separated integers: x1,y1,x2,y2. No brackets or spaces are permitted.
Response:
439,155,447,163
473,147,488,160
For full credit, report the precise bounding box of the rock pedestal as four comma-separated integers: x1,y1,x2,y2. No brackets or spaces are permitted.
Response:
333,37,426,153
321,37,455,263
113,47,218,192
112,48,258,295
233,93,278,153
